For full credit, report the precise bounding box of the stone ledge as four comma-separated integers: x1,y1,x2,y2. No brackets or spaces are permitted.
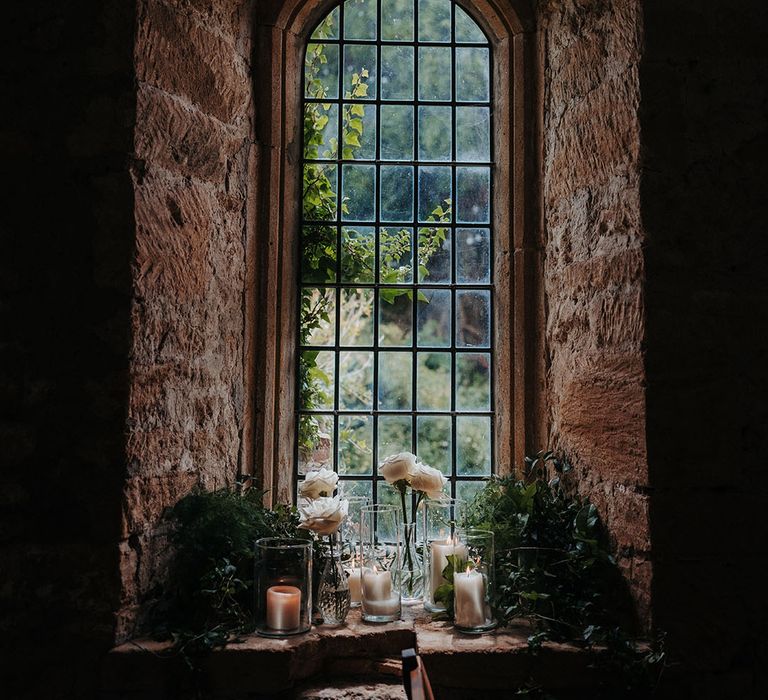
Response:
104,608,601,698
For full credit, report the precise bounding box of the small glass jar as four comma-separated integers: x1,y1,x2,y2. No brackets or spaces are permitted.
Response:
254,537,312,637
360,504,402,622
421,497,466,612
452,528,497,634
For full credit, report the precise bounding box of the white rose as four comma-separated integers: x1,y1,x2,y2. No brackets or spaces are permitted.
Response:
298,495,348,536
410,462,447,499
378,452,418,484
299,468,339,499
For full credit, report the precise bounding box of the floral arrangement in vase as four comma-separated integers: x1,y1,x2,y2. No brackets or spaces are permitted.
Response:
297,468,351,624
379,452,447,603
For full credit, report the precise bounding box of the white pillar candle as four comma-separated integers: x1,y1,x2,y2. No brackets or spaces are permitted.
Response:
453,568,486,628
266,585,301,631
362,595,401,617
362,567,399,617
362,567,392,601
346,567,362,604
430,539,468,598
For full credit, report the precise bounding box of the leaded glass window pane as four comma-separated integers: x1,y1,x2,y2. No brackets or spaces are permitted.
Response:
299,0,493,501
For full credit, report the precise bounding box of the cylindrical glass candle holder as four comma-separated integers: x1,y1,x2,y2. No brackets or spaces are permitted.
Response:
340,495,370,607
360,504,402,622
254,537,312,637
421,498,466,612
452,528,497,634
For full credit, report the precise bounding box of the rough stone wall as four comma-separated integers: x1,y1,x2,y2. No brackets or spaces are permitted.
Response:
119,0,255,637
642,2,768,696
538,0,651,625
0,1,136,698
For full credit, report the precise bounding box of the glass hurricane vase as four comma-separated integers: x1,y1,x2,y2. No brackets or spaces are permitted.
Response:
422,497,466,612
360,504,401,622
254,537,312,638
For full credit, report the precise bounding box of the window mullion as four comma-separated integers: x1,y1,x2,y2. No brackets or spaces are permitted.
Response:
450,0,458,502
411,0,420,466
372,0,383,507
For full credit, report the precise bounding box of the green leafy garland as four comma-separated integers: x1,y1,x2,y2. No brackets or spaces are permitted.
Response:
148,487,309,664
444,451,667,695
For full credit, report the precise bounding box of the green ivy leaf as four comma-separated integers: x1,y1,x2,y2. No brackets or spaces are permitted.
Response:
433,582,453,604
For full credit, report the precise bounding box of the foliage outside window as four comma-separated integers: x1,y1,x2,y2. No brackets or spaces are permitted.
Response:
298,0,494,506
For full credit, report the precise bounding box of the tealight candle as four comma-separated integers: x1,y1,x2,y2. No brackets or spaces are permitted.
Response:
266,585,301,631
453,567,486,629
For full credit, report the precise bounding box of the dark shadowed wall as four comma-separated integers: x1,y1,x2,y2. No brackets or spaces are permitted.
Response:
642,1,768,697
0,1,136,697
0,1,256,698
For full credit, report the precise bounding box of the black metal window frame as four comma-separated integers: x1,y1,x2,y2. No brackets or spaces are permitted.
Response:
296,0,495,504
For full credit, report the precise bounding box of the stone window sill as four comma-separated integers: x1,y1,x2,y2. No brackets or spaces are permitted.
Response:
105,608,602,698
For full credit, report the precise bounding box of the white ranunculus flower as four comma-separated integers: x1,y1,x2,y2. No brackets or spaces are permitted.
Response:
378,452,418,484
298,495,348,536
299,467,339,499
409,462,447,499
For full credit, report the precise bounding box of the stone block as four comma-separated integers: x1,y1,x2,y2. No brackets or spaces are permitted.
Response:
135,83,249,183
135,0,250,123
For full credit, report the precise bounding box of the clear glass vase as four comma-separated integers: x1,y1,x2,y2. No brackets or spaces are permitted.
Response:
360,504,401,622
422,497,466,612
317,544,351,625
397,522,424,605
340,494,370,608
453,528,497,634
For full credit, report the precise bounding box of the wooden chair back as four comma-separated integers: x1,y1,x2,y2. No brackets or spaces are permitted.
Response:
402,648,435,700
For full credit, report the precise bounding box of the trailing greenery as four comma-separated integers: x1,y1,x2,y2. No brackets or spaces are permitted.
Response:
459,451,667,695
148,487,308,663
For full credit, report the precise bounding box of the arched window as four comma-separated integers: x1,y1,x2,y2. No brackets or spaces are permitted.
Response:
252,0,536,505
297,0,495,504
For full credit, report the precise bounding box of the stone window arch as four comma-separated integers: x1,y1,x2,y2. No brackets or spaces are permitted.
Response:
251,0,542,505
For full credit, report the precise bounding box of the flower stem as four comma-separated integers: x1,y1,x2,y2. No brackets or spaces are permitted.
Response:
399,486,413,578
328,533,338,586
400,486,409,529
